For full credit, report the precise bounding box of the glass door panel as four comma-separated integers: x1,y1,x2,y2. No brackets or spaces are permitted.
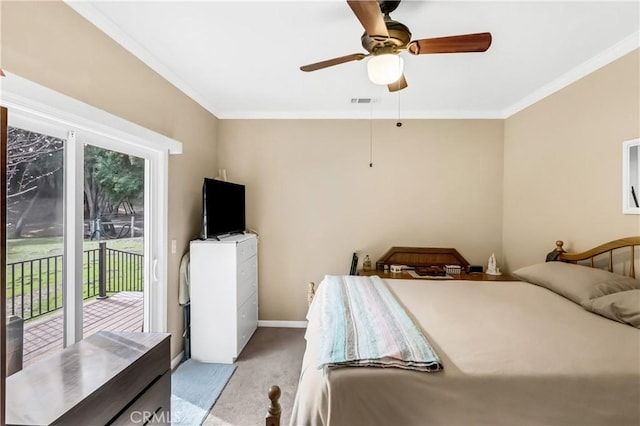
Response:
82,145,145,337
5,126,65,369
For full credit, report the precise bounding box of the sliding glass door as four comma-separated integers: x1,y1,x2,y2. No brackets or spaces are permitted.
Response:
4,113,160,368
4,123,152,366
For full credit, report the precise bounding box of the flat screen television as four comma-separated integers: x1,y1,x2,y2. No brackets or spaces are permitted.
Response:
200,178,246,239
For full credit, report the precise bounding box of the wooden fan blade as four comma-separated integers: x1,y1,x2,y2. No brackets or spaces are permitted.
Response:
347,0,389,39
0,69,5,77
300,53,366,72
388,73,408,92
408,32,492,55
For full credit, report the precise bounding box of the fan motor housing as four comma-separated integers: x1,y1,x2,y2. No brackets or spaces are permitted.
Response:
361,18,412,53
379,1,401,15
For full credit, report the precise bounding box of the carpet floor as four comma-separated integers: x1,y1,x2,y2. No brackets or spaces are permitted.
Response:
202,327,306,426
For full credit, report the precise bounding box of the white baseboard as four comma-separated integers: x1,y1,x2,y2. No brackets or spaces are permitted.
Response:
171,351,184,370
258,320,308,328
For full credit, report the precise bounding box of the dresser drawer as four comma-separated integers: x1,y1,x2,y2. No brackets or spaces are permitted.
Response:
236,293,258,355
110,371,171,425
236,236,257,264
237,255,258,307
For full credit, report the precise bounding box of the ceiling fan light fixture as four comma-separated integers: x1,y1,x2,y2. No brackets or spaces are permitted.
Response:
367,54,403,85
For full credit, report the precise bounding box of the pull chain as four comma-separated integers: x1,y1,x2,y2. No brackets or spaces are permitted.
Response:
396,91,402,127
369,102,373,167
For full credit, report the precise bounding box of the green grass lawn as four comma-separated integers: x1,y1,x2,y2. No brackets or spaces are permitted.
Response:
7,237,143,263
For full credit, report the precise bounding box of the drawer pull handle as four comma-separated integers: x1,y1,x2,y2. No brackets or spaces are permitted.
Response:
152,259,159,281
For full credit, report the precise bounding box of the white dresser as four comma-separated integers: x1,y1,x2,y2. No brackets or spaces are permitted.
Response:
190,233,258,363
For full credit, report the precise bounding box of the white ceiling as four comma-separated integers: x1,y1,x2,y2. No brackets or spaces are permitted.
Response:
67,1,640,119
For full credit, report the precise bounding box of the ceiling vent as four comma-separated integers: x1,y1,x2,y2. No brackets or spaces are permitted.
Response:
350,98,372,104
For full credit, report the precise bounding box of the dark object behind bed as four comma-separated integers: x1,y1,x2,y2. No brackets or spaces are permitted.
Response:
349,252,358,275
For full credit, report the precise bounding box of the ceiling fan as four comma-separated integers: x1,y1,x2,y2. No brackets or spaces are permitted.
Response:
300,0,492,92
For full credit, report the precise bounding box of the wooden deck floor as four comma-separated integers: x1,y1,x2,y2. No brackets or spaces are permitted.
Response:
22,291,143,367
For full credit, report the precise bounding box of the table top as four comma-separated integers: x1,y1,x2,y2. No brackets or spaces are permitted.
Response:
358,269,519,282
6,331,170,425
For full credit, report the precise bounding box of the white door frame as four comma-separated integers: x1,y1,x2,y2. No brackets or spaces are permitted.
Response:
1,72,182,339
63,130,84,345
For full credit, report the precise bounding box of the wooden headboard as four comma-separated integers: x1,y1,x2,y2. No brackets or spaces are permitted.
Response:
546,236,640,278
375,246,470,270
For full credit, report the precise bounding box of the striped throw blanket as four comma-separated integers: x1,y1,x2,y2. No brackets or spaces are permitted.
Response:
316,275,443,372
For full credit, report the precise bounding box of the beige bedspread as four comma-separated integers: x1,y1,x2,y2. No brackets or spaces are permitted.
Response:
290,279,640,426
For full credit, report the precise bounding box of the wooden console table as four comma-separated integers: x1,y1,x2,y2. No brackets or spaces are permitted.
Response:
358,269,518,281
6,331,171,425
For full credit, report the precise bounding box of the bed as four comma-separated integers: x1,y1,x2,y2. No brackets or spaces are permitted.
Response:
265,237,640,426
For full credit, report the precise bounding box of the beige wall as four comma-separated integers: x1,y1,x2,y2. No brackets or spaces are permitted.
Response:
503,49,640,271
2,1,638,338
218,119,504,320
1,1,218,359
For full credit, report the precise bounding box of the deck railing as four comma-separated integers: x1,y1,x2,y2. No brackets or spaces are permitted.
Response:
6,242,143,321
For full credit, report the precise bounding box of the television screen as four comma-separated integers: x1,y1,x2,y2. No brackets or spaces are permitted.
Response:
201,178,246,239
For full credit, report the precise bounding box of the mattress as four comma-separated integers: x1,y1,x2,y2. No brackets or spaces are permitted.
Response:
290,279,640,426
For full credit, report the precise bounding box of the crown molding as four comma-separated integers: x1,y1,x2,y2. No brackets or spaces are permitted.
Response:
502,31,640,118
65,1,222,119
